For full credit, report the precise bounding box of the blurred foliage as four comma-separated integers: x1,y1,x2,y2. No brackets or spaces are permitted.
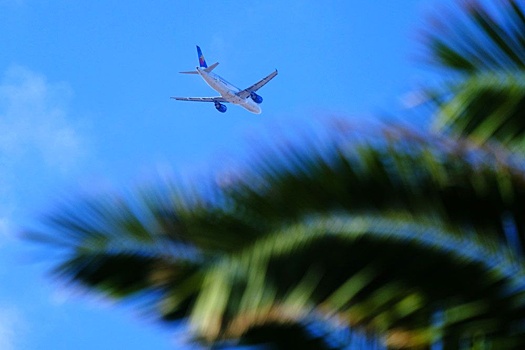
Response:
28,124,525,349
423,0,525,73
422,0,525,151
27,0,525,349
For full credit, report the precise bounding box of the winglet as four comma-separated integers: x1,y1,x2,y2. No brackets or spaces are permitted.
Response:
197,45,208,68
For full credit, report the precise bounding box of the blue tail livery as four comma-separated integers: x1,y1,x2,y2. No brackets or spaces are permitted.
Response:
197,45,207,68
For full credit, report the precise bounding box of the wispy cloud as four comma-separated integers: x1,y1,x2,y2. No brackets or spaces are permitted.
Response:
0,65,89,240
0,318,15,350
0,65,87,170
0,306,24,350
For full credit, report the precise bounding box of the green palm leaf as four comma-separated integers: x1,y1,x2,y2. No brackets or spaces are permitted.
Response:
431,72,525,150
201,215,525,348
27,124,525,348
421,0,525,149
423,0,525,73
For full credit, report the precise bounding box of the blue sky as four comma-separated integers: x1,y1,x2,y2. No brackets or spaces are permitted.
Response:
0,1,438,349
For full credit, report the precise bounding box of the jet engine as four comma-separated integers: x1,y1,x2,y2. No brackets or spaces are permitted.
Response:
214,102,227,113
250,92,263,104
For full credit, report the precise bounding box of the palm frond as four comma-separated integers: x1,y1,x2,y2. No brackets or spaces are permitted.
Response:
225,126,525,252
27,123,525,348
191,215,525,348
430,72,525,150
419,0,525,148
423,0,525,73
23,2,525,349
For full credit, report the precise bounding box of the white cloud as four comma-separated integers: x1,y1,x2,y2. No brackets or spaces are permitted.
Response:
0,216,13,241
0,65,87,171
0,65,89,242
0,307,25,350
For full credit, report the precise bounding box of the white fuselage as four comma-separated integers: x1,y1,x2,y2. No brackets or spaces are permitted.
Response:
196,67,262,114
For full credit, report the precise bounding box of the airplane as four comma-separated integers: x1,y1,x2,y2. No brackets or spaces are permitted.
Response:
171,46,278,114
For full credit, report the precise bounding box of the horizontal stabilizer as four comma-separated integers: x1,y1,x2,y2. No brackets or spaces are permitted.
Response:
179,62,218,75
204,62,219,72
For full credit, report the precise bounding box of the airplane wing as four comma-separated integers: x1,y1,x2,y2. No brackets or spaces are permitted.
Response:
237,69,278,99
170,96,228,103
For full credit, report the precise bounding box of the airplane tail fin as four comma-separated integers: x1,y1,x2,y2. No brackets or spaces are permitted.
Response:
197,46,219,72
179,46,219,74
197,45,208,68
